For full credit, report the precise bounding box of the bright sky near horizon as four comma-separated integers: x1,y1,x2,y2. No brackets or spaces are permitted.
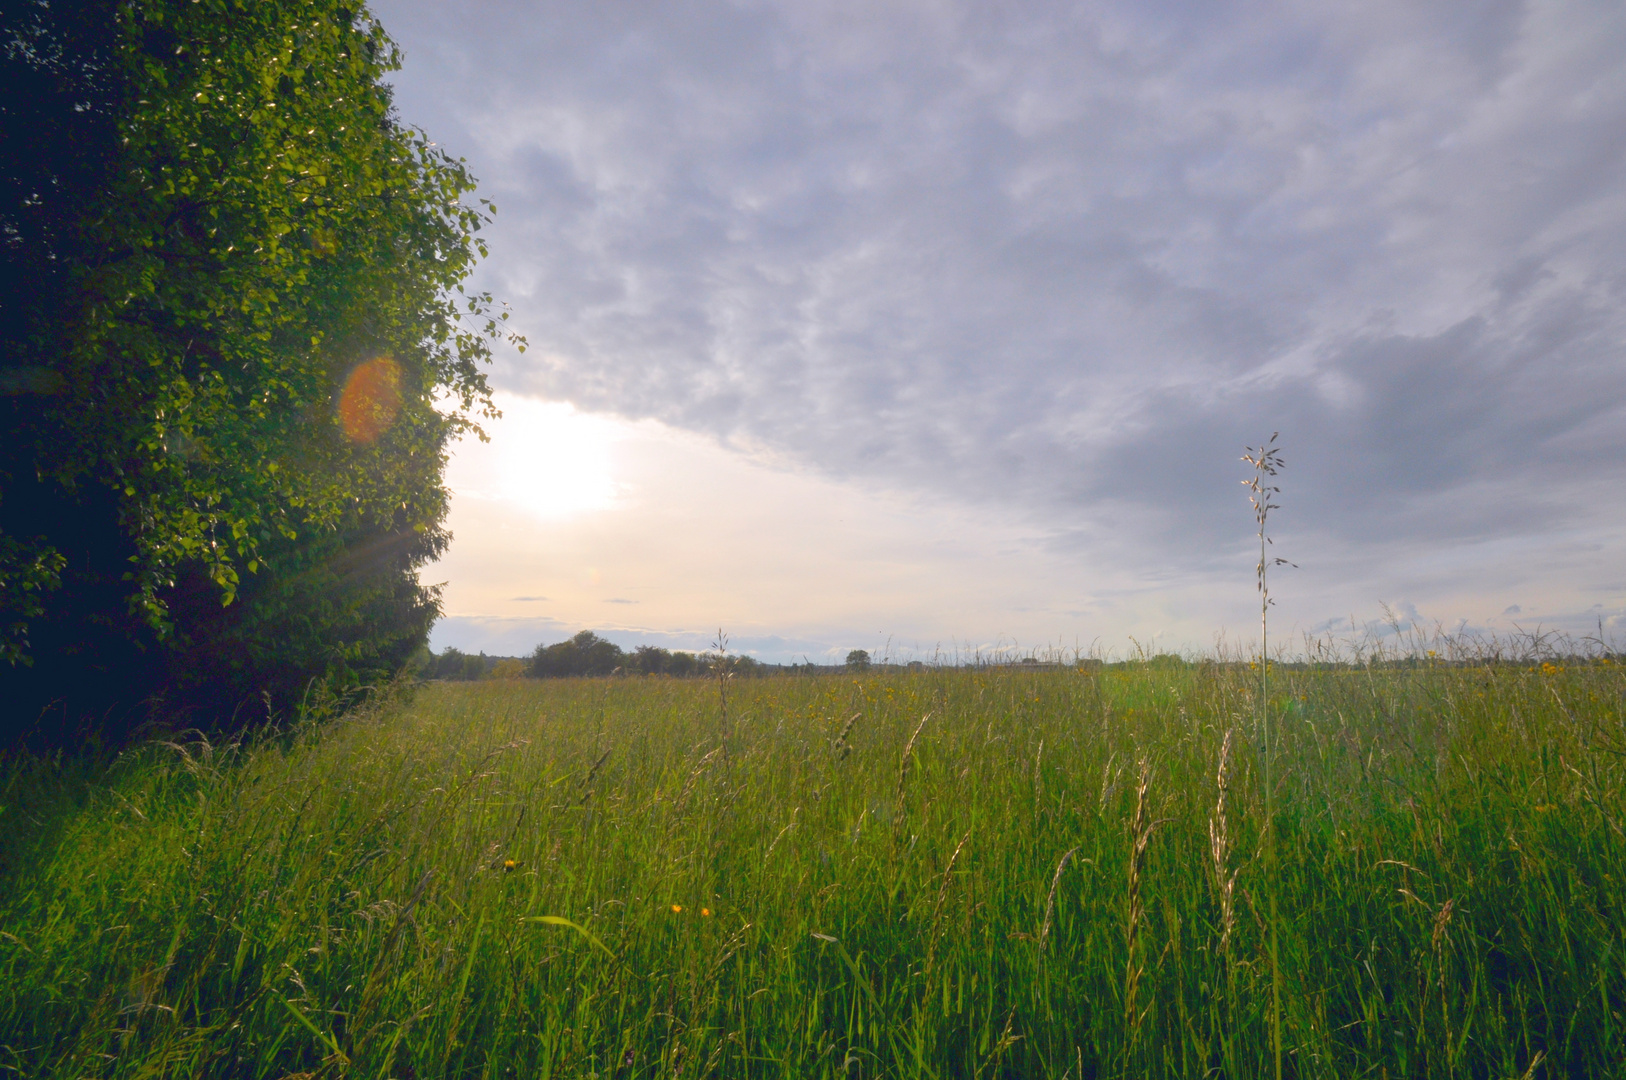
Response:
373,0,1626,664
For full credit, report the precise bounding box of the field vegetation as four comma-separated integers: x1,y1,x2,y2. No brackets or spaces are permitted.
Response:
3,655,1623,1078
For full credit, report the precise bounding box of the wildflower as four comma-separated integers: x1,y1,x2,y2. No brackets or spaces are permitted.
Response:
700,908,712,917
671,904,683,913
504,859,519,871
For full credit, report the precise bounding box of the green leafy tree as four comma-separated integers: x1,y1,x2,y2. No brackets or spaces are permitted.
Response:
846,649,871,672
528,631,626,679
630,644,705,676
0,0,519,736
631,644,672,675
422,647,490,681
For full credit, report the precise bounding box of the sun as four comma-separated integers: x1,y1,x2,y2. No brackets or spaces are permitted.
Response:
446,393,623,521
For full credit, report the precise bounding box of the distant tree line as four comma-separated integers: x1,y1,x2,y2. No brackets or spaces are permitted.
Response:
420,635,1164,682
528,631,768,678
419,638,1626,685
419,647,497,682
421,631,784,681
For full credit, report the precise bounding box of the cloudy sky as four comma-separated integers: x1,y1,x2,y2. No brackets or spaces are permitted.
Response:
371,0,1626,663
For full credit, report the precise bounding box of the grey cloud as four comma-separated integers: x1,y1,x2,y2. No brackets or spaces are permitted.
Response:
1067,297,1626,562
377,0,1626,589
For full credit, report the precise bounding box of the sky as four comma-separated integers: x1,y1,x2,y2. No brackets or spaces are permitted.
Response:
369,0,1626,664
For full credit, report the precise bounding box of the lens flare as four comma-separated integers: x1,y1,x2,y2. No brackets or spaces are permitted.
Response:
338,357,403,444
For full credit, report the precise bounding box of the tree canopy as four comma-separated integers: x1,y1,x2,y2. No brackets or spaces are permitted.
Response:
524,633,750,679
420,647,493,682
0,0,518,738
529,632,629,679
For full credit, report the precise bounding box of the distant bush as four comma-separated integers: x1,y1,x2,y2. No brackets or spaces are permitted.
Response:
422,647,490,681
488,658,527,680
522,634,766,678
529,631,626,678
521,632,771,678
635,646,761,676
631,644,701,676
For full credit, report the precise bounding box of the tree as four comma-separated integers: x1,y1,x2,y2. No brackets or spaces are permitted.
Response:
529,631,625,678
631,644,669,674
487,657,526,679
0,0,519,737
846,649,871,672
630,644,705,676
421,647,489,681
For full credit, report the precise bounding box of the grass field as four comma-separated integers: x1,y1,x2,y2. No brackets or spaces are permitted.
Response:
3,660,1624,1078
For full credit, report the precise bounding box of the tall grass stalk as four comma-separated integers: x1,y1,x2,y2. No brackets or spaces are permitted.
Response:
1209,727,1239,1075
712,629,734,762
1243,432,1293,1080
1122,758,1156,1059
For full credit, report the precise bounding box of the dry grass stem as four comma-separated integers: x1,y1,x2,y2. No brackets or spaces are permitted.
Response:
1033,739,1045,821
1039,845,1080,949
895,711,934,835
764,807,800,863
833,712,860,760
1123,759,1158,1034
925,827,973,975
1208,729,1238,957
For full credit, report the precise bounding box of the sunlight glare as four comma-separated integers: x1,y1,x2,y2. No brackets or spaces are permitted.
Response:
450,394,623,520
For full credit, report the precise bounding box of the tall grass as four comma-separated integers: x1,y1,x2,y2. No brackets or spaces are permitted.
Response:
2,659,1624,1078
1243,431,1293,1080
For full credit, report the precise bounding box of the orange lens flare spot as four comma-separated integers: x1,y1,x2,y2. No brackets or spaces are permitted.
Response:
338,357,403,444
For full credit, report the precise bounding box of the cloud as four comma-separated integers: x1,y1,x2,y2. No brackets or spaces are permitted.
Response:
377,0,1626,641
431,615,570,657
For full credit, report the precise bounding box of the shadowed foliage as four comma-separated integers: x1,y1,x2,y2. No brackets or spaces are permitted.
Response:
529,631,628,678
0,0,516,740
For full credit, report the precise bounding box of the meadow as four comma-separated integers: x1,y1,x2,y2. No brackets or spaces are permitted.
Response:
2,658,1623,1078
